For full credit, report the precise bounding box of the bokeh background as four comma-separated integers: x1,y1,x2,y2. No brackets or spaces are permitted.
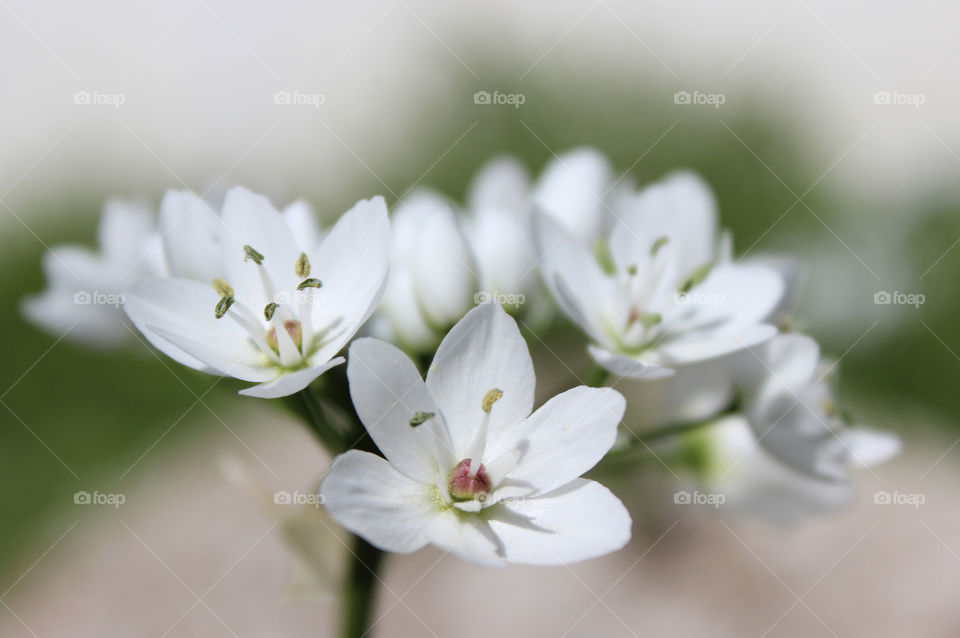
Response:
2,1,959,636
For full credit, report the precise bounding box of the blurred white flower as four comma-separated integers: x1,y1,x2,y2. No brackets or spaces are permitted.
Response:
688,333,901,523
124,187,389,398
21,198,165,347
368,189,476,352
535,170,785,379
322,303,631,566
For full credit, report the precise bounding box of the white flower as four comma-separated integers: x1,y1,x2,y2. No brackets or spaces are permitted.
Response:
535,170,785,379
124,187,390,398
21,198,165,347
321,303,631,566
368,189,476,352
688,334,900,523
737,333,900,481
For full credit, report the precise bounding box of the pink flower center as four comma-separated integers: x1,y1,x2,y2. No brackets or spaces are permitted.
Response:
447,458,492,501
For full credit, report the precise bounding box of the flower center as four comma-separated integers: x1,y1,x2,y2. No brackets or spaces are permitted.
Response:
265,319,303,354
447,458,492,501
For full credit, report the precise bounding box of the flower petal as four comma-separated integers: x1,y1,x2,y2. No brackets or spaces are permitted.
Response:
533,147,611,240
587,345,676,380
320,450,438,554
239,358,343,399
467,155,530,216
282,199,323,253
347,338,455,482
487,479,631,565
309,196,391,359
124,277,274,381
426,303,535,459
158,190,222,281
424,510,506,567
492,386,625,494
844,427,902,469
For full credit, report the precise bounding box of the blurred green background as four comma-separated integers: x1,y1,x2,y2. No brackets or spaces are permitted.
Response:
3,65,958,584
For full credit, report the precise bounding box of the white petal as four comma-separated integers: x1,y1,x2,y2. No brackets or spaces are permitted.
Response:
393,191,476,327
464,207,537,298
320,451,438,554
533,212,618,348
374,266,438,351
239,358,343,399
492,386,625,493
749,333,821,404
158,190,222,281
124,278,273,381
219,187,301,312
310,196,391,358
587,345,675,380
844,427,902,468
424,510,506,567
21,289,130,348
467,155,530,215
347,338,455,482
656,323,779,366
610,171,717,279
426,303,535,459
282,199,323,253
98,198,156,265
487,479,631,565
533,147,611,240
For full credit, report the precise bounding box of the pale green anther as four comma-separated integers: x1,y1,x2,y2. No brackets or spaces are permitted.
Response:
295,252,311,278
626,264,638,276
639,312,662,329
212,278,234,298
243,245,264,265
297,278,323,290
214,296,234,319
678,262,712,294
481,388,503,414
650,235,670,257
409,411,435,428
264,302,278,321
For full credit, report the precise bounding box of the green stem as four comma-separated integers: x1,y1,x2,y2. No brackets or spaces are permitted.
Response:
286,387,347,452
581,363,611,387
340,535,385,638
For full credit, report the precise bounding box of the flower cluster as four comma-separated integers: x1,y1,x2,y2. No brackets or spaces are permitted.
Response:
22,147,900,568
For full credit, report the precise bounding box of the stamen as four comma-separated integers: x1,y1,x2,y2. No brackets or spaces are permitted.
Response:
409,411,435,428
296,278,323,290
650,235,670,257
678,262,712,294
626,264,638,276
243,245,264,265
470,388,503,475
264,302,278,321
212,278,234,298
265,319,303,356
295,252,311,278
214,296,234,319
